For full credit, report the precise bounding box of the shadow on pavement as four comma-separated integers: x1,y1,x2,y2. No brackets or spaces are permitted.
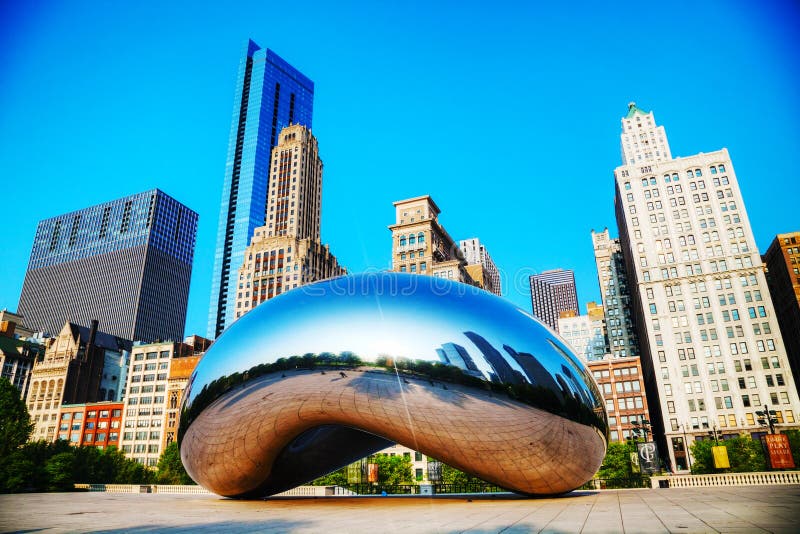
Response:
94,519,314,533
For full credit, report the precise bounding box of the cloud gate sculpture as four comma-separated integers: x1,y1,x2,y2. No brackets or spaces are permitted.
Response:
179,273,607,498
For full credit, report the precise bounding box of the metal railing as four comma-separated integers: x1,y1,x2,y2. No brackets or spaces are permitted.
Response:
578,477,651,490
651,471,800,488
340,482,505,495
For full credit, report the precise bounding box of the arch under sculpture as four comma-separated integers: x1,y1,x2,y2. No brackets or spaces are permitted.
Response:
179,273,607,498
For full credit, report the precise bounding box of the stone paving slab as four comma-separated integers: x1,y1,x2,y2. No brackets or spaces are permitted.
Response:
0,486,798,533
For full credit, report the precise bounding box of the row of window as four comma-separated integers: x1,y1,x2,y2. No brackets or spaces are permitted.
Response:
598,380,642,395
132,351,170,362
60,420,119,431
604,396,645,411
668,409,796,432
125,408,163,417
59,431,118,443
130,373,168,383
60,409,120,420
398,263,427,273
122,431,161,441
398,233,426,247
121,443,160,454
126,396,165,405
591,366,639,380
128,385,165,394
623,166,728,190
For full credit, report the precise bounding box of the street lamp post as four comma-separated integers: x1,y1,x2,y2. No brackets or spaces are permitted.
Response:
631,418,651,443
681,423,692,472
755,405,778,434
707,425,721,445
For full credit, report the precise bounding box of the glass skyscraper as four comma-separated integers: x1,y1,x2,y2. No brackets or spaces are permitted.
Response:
17,189,198,342
208,39,314,338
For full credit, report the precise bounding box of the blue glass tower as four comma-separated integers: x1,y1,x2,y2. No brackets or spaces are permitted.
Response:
208,40,314,338
18,189,198,342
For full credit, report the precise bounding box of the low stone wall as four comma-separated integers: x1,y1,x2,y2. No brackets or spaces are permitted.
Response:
650,471,800,488
74,484,348,496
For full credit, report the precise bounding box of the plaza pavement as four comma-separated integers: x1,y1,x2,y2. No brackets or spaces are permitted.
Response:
1,486,799,533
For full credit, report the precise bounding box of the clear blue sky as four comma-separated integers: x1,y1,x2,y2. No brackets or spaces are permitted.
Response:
1,1,798,338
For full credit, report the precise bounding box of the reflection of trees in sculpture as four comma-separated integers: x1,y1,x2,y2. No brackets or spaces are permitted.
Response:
181,346,606,442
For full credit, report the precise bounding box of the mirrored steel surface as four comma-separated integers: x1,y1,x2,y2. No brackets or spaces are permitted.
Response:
179,273,607,498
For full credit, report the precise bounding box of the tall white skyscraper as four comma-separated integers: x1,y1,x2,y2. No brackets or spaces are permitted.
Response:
620,102,671,166
614,104,800,471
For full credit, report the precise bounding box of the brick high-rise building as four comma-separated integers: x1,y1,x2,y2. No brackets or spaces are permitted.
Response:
233,125,345,320
209,40,314,338
17,189,197,342
529,269,578,332
763,232,800,398
587,357,651,444
613,103,800,471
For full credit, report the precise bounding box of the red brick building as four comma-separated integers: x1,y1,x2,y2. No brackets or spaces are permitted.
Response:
57,401,124,449
588,356,651,443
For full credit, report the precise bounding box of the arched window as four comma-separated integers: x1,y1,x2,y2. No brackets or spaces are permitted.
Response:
417,233,425,244
409,235,416,245
399,235,406,247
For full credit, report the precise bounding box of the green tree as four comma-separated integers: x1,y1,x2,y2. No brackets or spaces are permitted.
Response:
372,454,413,485
688,439,714,473
0,377,33,457
440,463,485,485
105,446,154,484
689,436,766,474
8,440,72,491
0,451,38,493
45,451,77,491
597,442,636,479
156,442,194,485
725,436,766,472
310,467,347,486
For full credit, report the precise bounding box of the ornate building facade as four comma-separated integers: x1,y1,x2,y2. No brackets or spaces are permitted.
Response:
234,125,345,321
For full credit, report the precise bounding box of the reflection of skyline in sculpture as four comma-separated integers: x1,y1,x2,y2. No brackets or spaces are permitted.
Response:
180,273,607,498
463,331,524,385
503,345,565,403
561,364,593,405
435,342,482,376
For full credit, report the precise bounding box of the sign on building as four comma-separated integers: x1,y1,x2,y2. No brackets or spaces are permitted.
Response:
637,442,660,474
764,434,795,469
